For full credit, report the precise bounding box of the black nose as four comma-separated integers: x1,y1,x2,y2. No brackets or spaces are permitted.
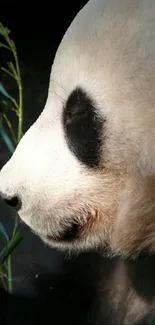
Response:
2,195,21,211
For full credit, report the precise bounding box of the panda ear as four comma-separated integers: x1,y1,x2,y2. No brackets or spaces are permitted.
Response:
62,87,104,168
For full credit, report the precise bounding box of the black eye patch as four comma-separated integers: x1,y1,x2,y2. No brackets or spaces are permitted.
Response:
62,87,104,167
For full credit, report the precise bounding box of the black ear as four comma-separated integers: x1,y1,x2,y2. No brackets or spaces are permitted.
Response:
62,87,104,167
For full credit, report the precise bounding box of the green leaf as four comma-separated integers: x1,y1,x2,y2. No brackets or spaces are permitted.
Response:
0,120,15,154
1,67,14,79
4,260,8,270
0,43,10,50
0,246,7,258
0,270,4,277
12,215,19,237
0,82,11,99
7,62,18,80
0,223,9,242
0,25,10,36
0,231,22,265
1,99,10,111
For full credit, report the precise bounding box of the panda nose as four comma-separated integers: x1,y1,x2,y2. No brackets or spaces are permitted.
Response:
1,194,22,212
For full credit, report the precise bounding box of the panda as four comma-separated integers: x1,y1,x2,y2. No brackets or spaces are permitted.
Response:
1,0,155,324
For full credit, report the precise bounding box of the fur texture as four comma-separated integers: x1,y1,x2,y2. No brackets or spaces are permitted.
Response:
1,0,155,260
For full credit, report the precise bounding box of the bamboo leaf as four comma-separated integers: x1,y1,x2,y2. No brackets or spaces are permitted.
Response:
0,43,10,50
0,120,15,153
7,62,18,81
0,82,11,99
0,231,22,265
0,246,7,258
11,107,19,116
3,113,17,144
1,67,15,79
0,24,10,36
1,99,11,112
0,223,9,242
12,215,19,237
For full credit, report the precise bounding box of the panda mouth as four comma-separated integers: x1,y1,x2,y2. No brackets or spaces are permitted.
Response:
46,222,80,243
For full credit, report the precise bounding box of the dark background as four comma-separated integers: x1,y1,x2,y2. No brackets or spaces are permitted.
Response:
0,2,107,325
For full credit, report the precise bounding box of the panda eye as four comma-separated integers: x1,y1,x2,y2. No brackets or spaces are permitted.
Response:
62,87,103,167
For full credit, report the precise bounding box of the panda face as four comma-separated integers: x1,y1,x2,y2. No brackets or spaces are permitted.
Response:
1,0,155,258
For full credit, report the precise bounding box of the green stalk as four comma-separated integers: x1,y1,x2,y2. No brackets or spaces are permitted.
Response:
7,255,12,292
7,42,23,142
3,113,17,144
0,24,23,142
0,265,7,290
0,232,22,265
14,49,23,142
0,23,23,292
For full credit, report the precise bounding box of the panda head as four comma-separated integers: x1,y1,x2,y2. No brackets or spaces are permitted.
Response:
1,0,155,258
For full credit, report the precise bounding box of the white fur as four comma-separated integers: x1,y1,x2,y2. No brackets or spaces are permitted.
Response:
1,0,155,257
